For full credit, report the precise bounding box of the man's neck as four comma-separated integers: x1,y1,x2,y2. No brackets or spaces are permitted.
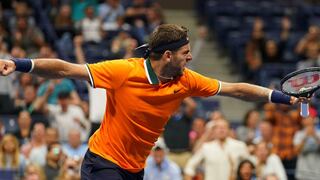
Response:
71,144,80,149
149,58,172,83
218,138,227,146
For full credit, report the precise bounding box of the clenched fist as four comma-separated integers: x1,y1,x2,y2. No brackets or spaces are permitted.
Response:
0,60,16,76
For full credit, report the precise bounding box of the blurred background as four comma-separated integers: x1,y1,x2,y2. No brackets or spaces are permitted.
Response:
0,0,320,180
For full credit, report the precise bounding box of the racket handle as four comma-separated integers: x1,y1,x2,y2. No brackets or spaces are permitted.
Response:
300,102,309,117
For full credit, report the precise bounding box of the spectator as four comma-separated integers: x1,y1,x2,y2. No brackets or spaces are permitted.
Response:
189,25,208,69
78,6,103,43
71,0,97,22
163,97,196,169
0,37,13,111
44,142,65,180
47,0,61,22
10,45,26,58
14,73,34,106
278,16,292,61
37,44,58,59
15,85,37,111
146,5,164,33
296,42,320,70
44,91,89,142
0,120,6,140
62,129,87,159
0,58,15,113
280,16,292,43
244,17,266,82
11,16,45,57
37,79,80,105
263,40,281,63
294,116,320,180
253,120,273,149
124,0,151,26
295,25,320,58
189,117,206,149
45,127,59,146
98,0,125,26
13,111,32,146
192,118,217,153
185,119,249,180
144,142,182,180
123,35,138,59
14,85,48,121
110,30,138,58
208,110,225,122
251,141,287,180
57,157,81,180
24,163,46,180
236,159,256,180
0,23,11,49
21,123,47,167
263,103,301,179
73,35,87,64
9,1,35,32
0,134,26,172
236,109,260,144
54,4,75,38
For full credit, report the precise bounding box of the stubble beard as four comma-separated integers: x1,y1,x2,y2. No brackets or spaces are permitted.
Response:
161,61,184,79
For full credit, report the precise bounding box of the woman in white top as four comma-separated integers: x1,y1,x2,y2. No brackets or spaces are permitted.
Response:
251,141,287,180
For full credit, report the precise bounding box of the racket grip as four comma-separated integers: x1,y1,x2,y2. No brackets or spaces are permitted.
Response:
300,102,309,117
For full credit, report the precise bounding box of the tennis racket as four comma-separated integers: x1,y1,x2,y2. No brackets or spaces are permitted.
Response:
280,67,320,117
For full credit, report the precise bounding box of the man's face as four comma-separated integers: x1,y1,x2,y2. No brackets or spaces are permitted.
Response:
32,123,46,140
46,128,59,145
68,131,81,148
162,43,192,78
153,149,165,165
58,98,70,110
24,86,36,104
260,122,272,139
214,120,229,140
18,111,31,128
255,143,269,162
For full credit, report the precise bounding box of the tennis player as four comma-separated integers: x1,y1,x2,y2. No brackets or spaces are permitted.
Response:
0,24,299,179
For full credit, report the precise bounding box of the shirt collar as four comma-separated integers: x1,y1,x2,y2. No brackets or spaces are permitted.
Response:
144,58,159,85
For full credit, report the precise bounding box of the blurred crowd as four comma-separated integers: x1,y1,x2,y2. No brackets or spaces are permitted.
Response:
0,0,165,179
146,97,320,180
0,0,320,180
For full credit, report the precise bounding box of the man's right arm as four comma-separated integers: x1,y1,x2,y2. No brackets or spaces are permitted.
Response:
0,58,90,81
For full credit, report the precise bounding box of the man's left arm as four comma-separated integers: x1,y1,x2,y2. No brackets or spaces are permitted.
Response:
185,69,298,105
218,81,298,105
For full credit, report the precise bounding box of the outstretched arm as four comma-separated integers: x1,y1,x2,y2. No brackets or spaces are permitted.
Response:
0,58,89,81
219,82,298,104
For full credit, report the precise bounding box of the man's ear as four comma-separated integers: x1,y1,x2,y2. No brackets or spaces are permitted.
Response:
163,50,172,62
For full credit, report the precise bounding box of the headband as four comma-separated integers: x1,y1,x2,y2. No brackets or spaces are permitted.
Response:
151,37,189,53
135,37,189,58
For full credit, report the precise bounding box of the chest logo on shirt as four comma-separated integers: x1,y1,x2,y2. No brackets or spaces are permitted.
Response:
173,89,182,94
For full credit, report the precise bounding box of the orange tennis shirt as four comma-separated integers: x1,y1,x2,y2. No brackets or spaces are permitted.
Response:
85,58,221,173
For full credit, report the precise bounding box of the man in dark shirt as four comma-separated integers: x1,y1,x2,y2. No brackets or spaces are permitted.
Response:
163,97,196,169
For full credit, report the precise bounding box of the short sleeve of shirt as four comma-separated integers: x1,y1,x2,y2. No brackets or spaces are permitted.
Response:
185,69,221,97
86,60,132,90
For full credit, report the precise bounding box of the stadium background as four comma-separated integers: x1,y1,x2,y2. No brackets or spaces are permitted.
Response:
0,0,320,179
